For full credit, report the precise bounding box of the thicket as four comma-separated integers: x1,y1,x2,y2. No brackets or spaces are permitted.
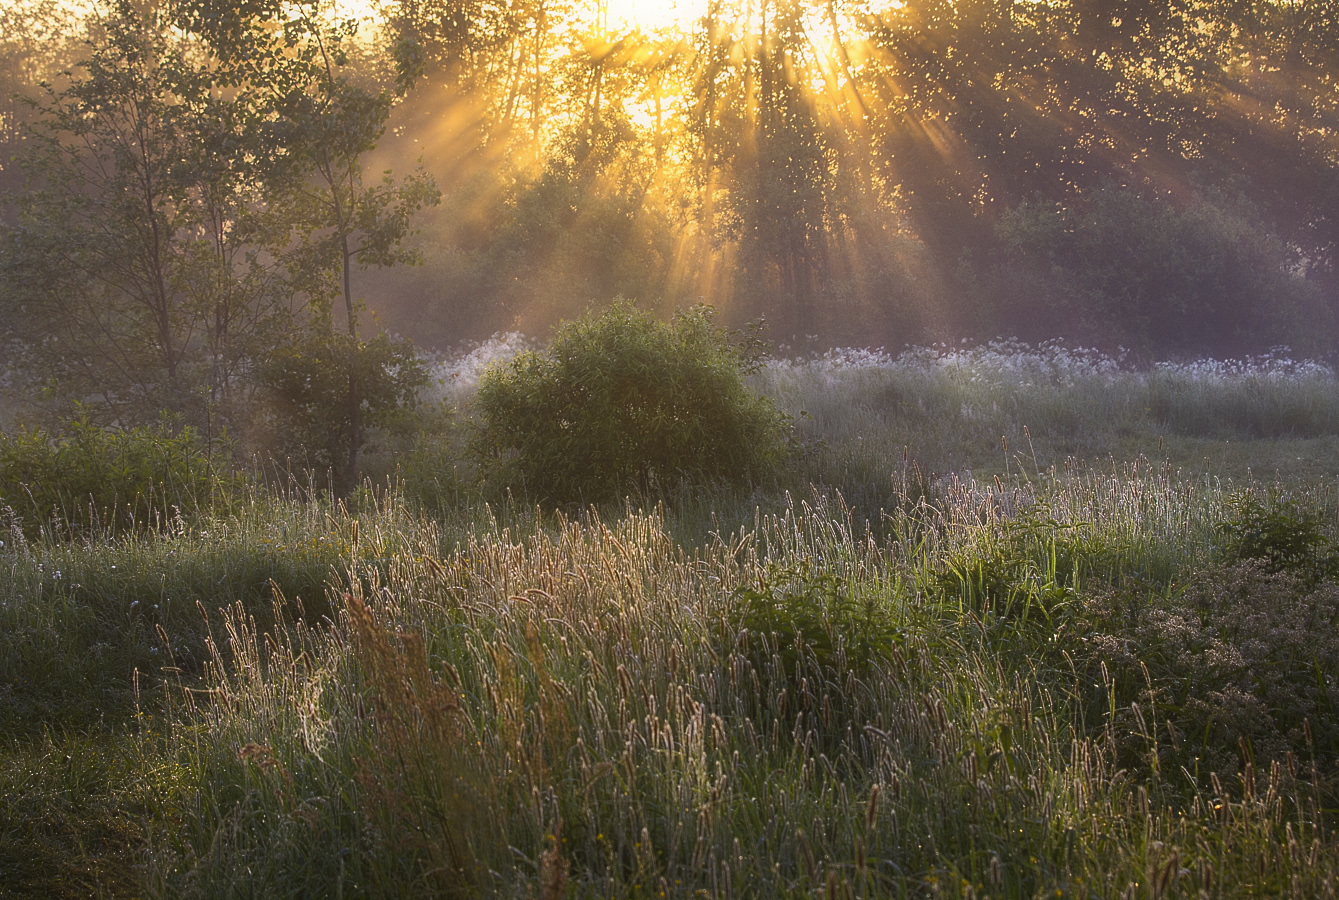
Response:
470,303,790,504
0,419,221,540
0,0,436,491
1079,560,1339,783
254,330,429,487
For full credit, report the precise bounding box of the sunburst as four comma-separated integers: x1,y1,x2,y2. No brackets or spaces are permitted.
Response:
605,0,704,32
333,0,705,35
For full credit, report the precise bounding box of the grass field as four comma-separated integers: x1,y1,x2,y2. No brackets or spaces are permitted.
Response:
4,342,1339,898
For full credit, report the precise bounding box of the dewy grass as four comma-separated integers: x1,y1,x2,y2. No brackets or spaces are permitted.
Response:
751,341,1339,485
138,485,1337,897
0,728,158,900
0,484,436,733
4,343,1339,897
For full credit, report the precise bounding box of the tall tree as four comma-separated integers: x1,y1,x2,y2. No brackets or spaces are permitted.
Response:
183,0,439,490
2,0,280,424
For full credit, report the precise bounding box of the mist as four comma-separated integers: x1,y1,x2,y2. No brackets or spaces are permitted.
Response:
1,0,1337,445
330,0,1339,358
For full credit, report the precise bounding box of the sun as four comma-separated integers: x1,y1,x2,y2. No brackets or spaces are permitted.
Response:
605,0,704,32
332,0,704,36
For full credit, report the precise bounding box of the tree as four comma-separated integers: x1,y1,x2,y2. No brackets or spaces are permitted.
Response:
265,3,439,491
2,0,293,427
174,0,443,489
0,0,76,204
4,0,438,490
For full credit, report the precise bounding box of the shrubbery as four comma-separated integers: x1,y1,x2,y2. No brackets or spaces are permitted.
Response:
732,559,901,681
1217,494,1339,586
471,303,790,504
1079,563,1339,790
0,419,222,539
254,330,428,492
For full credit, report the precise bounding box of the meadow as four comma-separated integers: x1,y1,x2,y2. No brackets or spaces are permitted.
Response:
4,341,1339,898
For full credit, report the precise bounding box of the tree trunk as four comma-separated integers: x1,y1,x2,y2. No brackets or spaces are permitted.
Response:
341,232,361,496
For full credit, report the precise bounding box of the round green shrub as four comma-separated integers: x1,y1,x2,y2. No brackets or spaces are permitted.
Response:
471,303,789,504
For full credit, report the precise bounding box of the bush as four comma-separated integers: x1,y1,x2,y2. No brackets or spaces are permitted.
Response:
732,559,900,681
1078,563,1339,793
471,303,790,504
0,419,222,539
254,330,428,492
398,406,471,518
1217,494,1338,586
934,507,1095,630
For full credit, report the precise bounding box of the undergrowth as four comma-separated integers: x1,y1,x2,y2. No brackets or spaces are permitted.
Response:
3,347,1339,897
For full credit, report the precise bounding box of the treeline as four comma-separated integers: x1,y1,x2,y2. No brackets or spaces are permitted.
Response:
362,0,1339,355
2,0,1338,453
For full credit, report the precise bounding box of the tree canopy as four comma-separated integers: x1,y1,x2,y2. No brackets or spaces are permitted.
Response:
345,0,1337,356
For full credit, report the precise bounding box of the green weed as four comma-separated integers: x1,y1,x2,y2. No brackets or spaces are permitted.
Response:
0,419,227,541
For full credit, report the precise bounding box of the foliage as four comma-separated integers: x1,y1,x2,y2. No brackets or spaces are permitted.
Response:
1146,365,1339,440
1079,562,1339,789
732,559,900,680
934,506,1094,631
0,0,74,196
0,0,436,486
0,418,223,539
993,187,1331,356
8,363,1339,895
0,488,381,733
221,0,440,489
751,341,1339,497
0,731,148,899
397,407,469,518
354,0,1339,353
471,302,789,504
254,330,428,488
1216,494,1339,586
4,0,1339,362
1,0,297,426
131,493,1339,897
345,592,494,895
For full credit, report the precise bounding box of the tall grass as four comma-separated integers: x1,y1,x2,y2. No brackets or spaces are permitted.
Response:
4,342,1339,897
752,341,1339,489
137,476,1336,897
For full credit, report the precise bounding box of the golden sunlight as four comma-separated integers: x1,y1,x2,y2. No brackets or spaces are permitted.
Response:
334,0,703,37
605,0,704,32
